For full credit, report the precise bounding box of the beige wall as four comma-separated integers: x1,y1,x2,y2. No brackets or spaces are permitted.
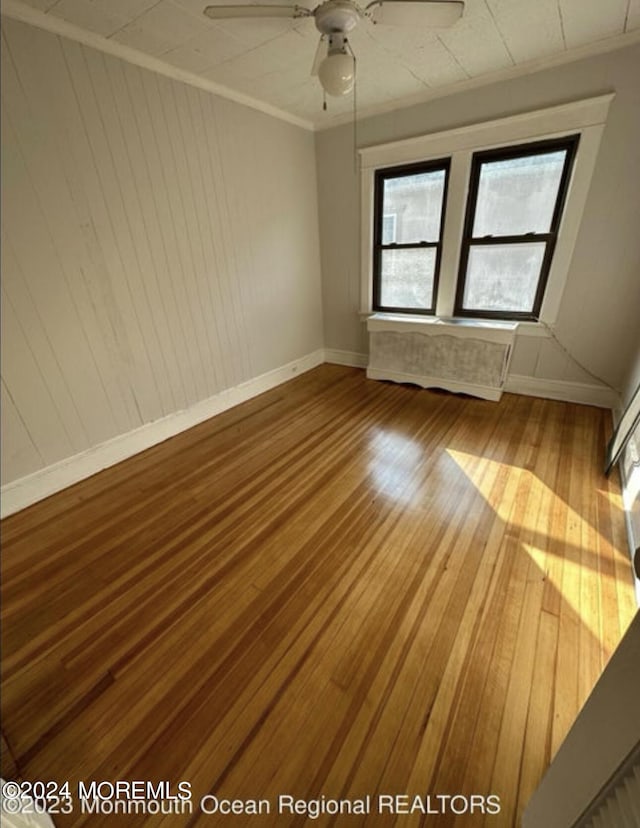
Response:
1,17,323,487
316,43,640,392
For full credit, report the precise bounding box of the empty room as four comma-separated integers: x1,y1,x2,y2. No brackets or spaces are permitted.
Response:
1,0,639,826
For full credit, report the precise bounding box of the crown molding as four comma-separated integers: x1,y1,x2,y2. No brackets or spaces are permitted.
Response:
2,0,639,133
316,28,640,131
0,0,315,132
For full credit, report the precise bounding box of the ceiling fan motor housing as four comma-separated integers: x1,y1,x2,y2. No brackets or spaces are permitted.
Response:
314,0,361,34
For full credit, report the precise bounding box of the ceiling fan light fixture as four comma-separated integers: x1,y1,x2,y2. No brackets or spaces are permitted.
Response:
202,0,465,104
318,51,355,96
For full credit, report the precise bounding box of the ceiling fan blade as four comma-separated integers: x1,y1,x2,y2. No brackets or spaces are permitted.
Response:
310,35,326,76
366,0,464,27
204,4,312,20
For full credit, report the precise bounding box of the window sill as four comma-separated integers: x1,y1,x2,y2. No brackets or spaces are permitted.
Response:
367,312,518,344
361,312,551,339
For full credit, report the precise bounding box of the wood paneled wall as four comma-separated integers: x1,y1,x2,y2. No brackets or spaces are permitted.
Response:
1,16,323,487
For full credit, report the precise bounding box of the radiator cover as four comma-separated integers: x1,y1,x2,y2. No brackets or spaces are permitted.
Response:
366,314,518,402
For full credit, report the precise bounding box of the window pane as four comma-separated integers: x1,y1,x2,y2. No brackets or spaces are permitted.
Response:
382,214,397,243
462,243,546,313
380,248,436,309
382,170,446,244
473,151,566,237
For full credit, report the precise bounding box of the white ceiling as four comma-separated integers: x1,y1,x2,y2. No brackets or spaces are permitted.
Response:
8,0,640,127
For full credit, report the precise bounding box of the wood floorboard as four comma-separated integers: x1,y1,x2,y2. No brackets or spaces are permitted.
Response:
1,364,636,827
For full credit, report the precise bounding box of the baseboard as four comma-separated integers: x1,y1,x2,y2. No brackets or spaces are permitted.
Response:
322,354,620,410
323,349,368,368
1,355,623,519
323,355,619,408
0,349,325,519
505,374,620,409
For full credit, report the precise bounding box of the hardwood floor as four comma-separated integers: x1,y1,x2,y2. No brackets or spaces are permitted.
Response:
1,364,637,827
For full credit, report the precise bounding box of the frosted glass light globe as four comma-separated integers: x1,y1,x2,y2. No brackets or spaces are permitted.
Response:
318,52,355,97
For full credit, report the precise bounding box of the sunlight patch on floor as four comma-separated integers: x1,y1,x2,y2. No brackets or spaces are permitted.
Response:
367,429,425,504
446,447,621,638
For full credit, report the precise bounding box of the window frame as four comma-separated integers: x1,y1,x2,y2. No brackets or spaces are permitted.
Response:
454,135,580,321
372,158,451,315
359,94,614,331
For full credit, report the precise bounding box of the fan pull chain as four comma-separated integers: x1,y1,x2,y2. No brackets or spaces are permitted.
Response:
353,57,358,173
346,39,358,174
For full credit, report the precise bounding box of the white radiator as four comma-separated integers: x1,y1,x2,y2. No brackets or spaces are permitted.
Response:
577,746,640,828
366,314,518,402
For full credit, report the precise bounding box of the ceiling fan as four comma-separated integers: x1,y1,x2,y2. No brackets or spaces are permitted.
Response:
203,0,464,98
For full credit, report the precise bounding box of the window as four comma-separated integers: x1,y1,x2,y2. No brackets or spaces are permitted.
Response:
361,94,613,328
373,159,450,314
455,136,579,320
